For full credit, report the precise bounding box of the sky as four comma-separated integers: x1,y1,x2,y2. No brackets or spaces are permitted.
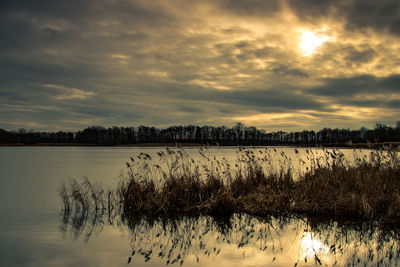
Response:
0,0,399,132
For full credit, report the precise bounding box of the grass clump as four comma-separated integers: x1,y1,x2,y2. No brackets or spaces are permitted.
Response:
292,150,400,219
61,147,400,222
119,149,235,218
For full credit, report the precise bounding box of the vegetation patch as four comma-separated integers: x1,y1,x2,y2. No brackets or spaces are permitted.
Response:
60,147,400,222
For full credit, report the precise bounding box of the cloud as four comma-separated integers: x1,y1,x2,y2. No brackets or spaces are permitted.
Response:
271,64,309,78
178,105,204,114
217,0,283,16
286,0,341,21
308,74,400,97
208,89,325,112
0,0,399,131
287,0,400,36
344,45,376,66
344,0,400,35
43,84,95,100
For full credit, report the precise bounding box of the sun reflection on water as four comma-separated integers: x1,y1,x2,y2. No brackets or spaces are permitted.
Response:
299,231,330,264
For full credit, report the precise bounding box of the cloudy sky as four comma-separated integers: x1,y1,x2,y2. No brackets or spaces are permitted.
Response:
1,0,399,131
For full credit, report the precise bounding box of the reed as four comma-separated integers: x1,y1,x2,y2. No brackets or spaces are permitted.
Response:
60,147,400,222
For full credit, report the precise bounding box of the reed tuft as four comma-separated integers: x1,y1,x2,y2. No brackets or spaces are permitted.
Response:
60,147,400,222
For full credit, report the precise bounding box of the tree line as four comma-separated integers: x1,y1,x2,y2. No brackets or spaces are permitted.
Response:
1,122,399,146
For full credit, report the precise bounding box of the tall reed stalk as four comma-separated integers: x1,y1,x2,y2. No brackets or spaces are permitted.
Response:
60,147,400,222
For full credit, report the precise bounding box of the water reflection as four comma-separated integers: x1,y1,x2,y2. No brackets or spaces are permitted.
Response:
60,203,400,266
300,232,330,262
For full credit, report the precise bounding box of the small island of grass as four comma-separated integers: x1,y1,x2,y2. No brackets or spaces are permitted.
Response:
60,147,400,223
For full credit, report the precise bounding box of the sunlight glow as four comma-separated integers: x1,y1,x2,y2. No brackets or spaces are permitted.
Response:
299,31,330,56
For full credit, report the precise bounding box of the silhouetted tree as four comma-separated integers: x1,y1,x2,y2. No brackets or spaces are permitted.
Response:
1,121,400,146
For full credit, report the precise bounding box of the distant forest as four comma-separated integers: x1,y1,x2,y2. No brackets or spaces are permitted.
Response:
1,122,400,146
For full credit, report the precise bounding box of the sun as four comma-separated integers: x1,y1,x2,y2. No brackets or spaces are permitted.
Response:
299,30,330,56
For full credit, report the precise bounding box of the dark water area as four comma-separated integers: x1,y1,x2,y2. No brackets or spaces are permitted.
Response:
1,146,399,266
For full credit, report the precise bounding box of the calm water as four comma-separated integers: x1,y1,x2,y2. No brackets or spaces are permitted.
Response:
0,146,399,267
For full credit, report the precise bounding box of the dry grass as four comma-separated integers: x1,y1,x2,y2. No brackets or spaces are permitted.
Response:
60,147,400,222
291,149,400,220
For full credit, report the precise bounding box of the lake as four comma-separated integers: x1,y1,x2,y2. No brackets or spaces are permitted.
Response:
0,146,399,266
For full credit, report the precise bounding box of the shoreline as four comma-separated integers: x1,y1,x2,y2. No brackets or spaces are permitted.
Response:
0,142,399,150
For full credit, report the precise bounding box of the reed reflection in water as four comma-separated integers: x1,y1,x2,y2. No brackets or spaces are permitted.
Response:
60,198,400,266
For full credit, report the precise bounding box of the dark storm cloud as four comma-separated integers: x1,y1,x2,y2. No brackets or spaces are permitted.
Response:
213,89,321,111
166,85,327,113
381,75,400,89
0,88,145,129
0,0,171,24
218,0,282,16
178,105,204,114
344,0,400,35
344,45,376,66
68,103,144,121
309,74,400,97
271,64,309,78
1,56,103,86
388,99,400,109
0,0,172,51
287,0,400,36
286,0,340,20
